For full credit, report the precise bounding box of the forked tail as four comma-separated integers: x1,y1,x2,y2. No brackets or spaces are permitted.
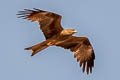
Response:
25,41,52,56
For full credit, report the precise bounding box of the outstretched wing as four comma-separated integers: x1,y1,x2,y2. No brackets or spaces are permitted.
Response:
17,8,63,39
55,36,95,74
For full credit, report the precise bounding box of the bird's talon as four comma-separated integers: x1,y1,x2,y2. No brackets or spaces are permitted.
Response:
47,42,52,46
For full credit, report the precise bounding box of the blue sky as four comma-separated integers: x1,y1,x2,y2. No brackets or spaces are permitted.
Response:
0,0,120,80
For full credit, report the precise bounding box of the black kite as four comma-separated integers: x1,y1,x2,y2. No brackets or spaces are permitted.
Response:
17,8,95,74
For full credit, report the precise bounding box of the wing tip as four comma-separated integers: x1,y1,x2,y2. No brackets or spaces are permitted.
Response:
17,8,46,20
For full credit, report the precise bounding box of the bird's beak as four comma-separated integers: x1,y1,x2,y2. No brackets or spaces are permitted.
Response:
73,30,77,33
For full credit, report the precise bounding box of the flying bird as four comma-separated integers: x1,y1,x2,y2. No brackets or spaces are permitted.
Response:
17,8,95,74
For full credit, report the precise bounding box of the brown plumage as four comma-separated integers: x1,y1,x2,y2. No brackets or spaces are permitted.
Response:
17,8,95,74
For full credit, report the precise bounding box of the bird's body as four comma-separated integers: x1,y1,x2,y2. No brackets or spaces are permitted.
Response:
17,8,95,74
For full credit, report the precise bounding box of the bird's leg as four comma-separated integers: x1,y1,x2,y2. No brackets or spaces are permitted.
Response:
47,40,56,46
47,42,53,46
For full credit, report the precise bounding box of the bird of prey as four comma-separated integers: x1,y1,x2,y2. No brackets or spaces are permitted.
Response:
17,8,95,74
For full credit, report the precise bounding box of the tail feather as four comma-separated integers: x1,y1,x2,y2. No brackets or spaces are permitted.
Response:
24,47,32,50
25,41,51,56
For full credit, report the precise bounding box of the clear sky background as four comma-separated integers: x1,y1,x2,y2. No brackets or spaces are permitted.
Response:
0,0,120,80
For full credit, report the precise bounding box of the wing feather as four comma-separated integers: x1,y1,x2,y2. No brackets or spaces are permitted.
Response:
17,8,63,39
55,36,95,74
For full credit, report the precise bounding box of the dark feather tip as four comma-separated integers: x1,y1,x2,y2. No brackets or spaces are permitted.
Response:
24,9,34,11
24,47,32,50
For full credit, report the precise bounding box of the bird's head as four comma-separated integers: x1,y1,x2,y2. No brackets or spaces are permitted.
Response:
60,29,77,35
